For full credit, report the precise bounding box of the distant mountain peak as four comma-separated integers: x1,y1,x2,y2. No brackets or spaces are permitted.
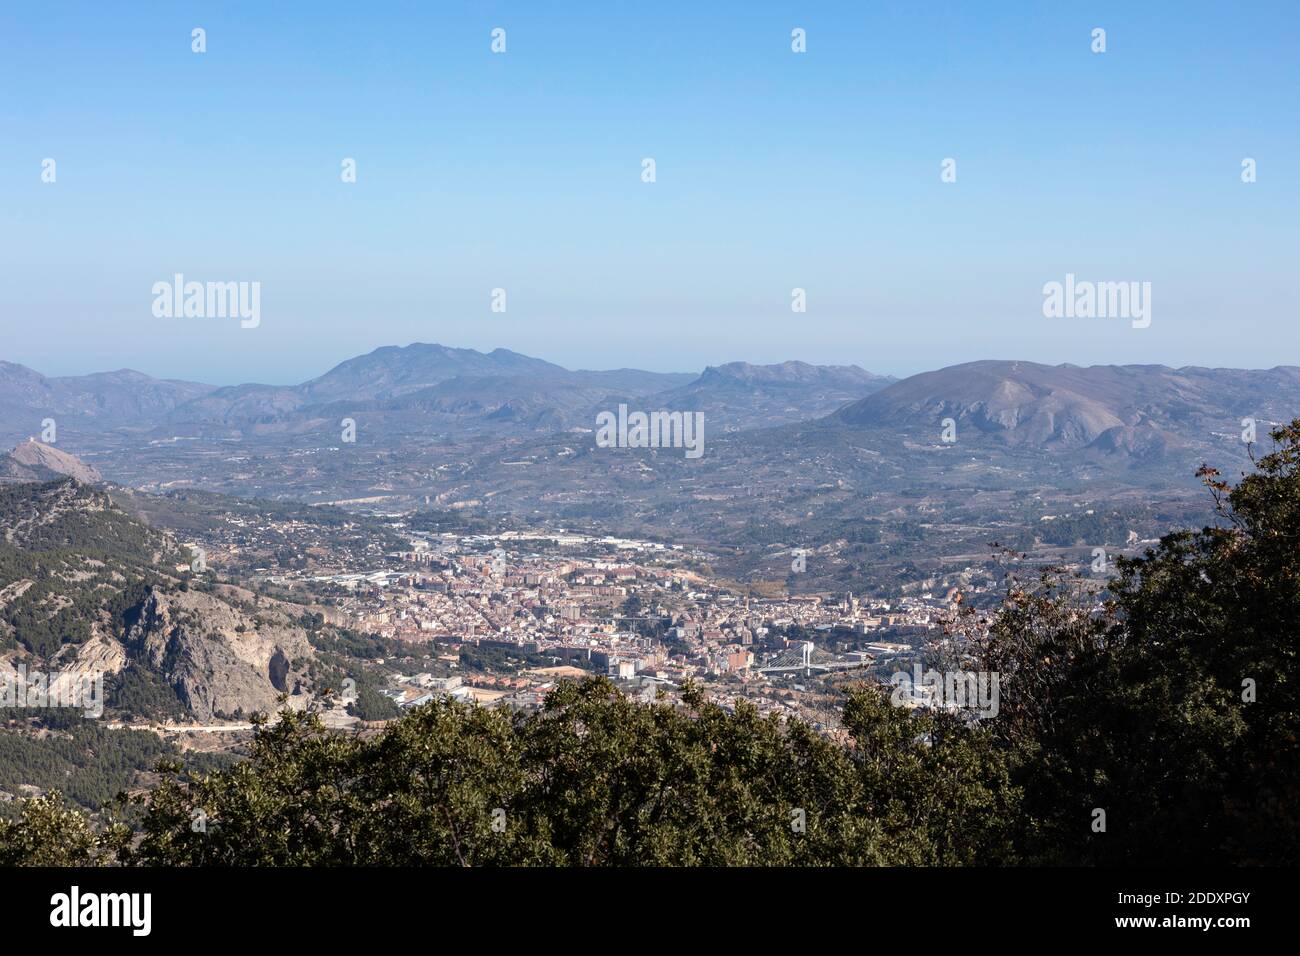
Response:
832,359,1300,458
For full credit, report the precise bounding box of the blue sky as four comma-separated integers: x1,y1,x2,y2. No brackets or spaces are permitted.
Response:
1,1,1297,384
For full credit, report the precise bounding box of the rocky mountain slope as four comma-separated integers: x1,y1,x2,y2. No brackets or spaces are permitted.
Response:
0,478,318,721
119,584,313,720
2,440,103,484
835,360,1300,455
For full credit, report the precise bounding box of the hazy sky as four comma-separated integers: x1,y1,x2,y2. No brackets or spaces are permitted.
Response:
2,1,1297,385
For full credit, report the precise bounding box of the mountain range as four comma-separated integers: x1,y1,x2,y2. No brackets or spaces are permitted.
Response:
4,344,1295,460
0,361,214,432
0,344,891,441
3,345,1298,544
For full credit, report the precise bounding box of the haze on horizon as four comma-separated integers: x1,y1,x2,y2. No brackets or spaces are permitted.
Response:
11,341,1300,393
2,1,1297,385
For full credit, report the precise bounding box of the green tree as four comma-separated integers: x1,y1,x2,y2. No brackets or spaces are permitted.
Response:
0,792,127,866
978,422,1300,864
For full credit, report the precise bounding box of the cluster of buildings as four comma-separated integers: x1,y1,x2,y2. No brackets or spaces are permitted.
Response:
275,526,976,725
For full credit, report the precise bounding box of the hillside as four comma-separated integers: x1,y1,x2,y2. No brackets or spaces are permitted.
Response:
160,343,697,433
2,345,891,444
0,479,318,720
646,361,894,430
3,441,102,484
835,360,1300,457
0,361,214,439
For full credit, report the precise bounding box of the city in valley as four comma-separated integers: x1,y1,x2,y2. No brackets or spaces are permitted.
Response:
187,516,983,733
